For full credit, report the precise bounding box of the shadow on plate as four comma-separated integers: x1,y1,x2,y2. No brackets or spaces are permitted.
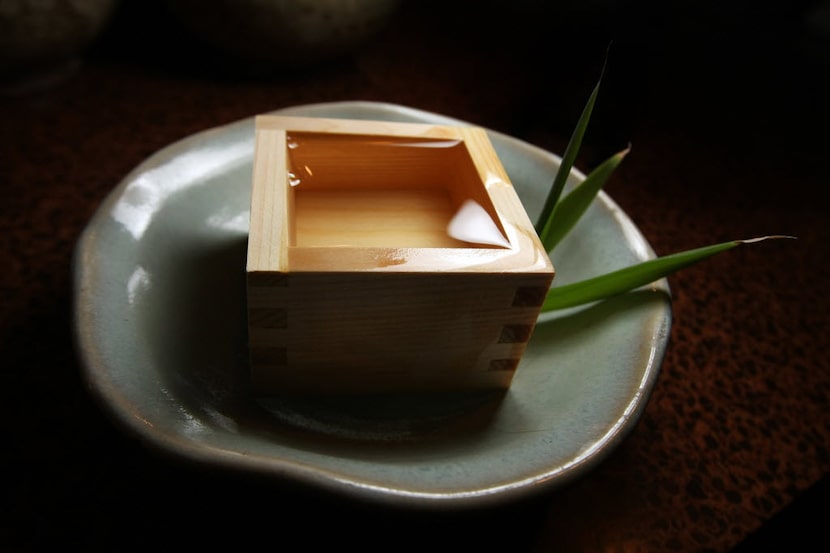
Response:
141,233,508,446
141,217,668,450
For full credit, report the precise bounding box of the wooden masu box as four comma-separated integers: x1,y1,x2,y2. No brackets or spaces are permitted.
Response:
246,115,554,395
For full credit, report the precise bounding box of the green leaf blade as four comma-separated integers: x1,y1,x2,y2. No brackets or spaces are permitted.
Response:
534,72,604,236
541,236,794,312
540,146,629,252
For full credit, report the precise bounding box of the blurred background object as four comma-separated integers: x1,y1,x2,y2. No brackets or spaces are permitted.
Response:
0,0,119,93
163,0,403,72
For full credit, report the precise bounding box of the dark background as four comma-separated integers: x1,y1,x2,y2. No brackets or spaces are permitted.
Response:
2,0,828,551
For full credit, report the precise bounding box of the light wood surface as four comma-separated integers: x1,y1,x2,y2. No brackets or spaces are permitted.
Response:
294,188,468,248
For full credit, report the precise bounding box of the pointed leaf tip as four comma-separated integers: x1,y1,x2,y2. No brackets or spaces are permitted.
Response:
540,235,794,312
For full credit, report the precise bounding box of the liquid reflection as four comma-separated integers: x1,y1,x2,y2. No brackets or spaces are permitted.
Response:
447,199,510,248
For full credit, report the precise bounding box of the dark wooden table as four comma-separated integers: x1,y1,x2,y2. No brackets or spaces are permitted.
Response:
3,1,828,551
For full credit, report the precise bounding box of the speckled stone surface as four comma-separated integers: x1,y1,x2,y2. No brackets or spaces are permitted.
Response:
2,1,828,551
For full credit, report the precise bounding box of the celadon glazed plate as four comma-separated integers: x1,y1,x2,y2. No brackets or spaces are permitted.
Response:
73,101,671,509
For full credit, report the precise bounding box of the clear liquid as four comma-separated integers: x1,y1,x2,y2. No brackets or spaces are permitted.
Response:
287,132,509,249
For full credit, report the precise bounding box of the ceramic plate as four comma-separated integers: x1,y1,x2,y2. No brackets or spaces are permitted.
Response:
73,101,671,509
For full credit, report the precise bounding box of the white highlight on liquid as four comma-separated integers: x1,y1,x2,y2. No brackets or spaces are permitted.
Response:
446,199,510,248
